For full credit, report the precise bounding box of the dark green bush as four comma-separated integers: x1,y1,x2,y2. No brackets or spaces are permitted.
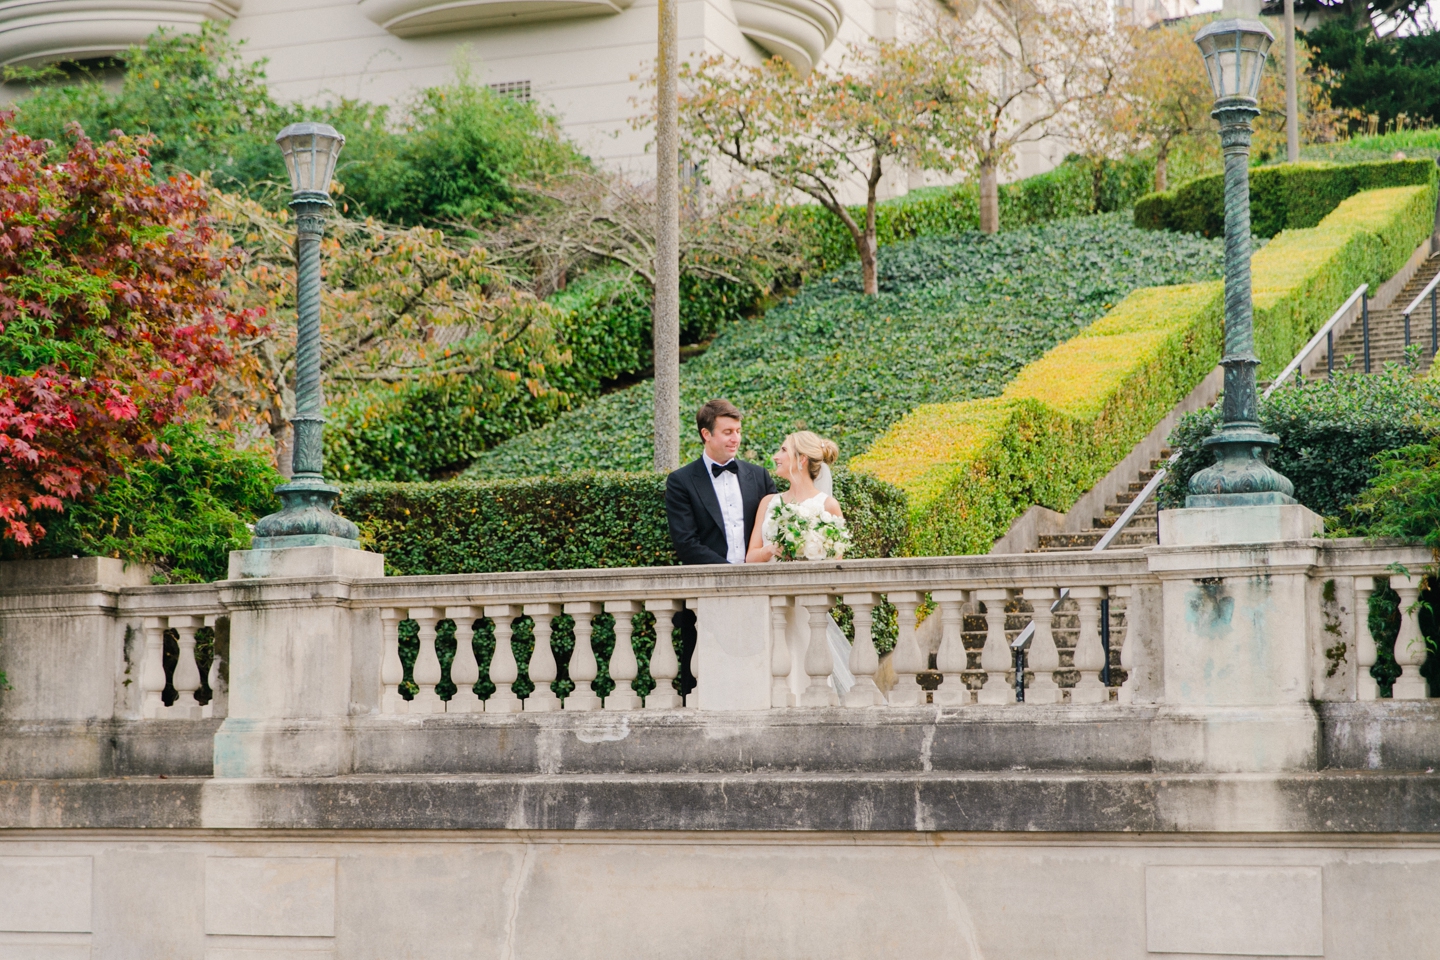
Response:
341,468,908,574
1161,368,1440,517
788,156,1155,274
1134,158,1436,238
469,214,1223,479
1,420,282,582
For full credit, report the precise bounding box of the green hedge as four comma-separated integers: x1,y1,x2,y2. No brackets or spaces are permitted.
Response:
1161,368,1440,517
855,184,1437,555
1134,158,1436,238
468,215,1223,479
341,467,909,574
789,156,1155,274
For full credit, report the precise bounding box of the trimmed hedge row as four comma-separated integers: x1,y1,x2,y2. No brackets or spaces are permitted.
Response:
1134,158,1435,238
853,183,1438,555
341,468,908,575
789,156,1154,274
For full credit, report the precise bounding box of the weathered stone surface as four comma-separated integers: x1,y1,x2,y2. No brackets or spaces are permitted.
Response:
4,769,1440,833
0,719,218,779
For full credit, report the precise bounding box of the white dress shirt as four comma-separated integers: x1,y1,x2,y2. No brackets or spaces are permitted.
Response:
702,452,746,564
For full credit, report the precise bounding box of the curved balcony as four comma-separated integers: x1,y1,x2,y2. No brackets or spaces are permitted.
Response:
359,0,632,37
0,0,238,67
732,0,842,74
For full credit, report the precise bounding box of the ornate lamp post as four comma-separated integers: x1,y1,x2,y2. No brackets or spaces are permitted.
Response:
251,122,361,550
1186,19,1296,509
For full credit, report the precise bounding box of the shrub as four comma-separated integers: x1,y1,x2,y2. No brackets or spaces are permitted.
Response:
854,184,1437,555
1133,158,1435,238
1160,368,1440,518
790,156,1155,274
468,214,1223,479
342,468,908,574
1,420,282,582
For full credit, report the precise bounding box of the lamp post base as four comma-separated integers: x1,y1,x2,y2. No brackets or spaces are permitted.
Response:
251,478,360,551
1185,427,1295,509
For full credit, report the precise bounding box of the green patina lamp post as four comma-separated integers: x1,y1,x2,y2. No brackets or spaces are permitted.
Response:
251,122,361,550
1186,19,1297,509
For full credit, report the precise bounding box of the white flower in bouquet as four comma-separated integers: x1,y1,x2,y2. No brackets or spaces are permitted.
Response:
765,498,853,562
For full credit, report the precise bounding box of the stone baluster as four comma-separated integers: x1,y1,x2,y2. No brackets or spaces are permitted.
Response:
1022,587,1062,705
202,614,227,720
408,607,444,714
380,608,407,714
798,595,837,707
887,591,925,707
769,596,794,708
523,603,563,712
1069,587,1109,705
484,605,523,714
564,601,602,711
445,606,483,713
1355,577,1378,701
1113,585,1139,705
645,600,683,709
975,589,1015,705
685,598,701,707
167,615,203,719
842,592,884,707
1391,574,1429,700
605,600,643,709
140,616,167,719
931,590,970,706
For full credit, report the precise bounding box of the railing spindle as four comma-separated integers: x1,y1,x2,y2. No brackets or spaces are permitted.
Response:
975,589,1015,705
1355,577,1379,701
446,606,482,713
140,617,167,719
523,604,562,712
798,595,837,707
564,601,602,711
1390,575,1428,700
886,592,925,706
168,615,203,719
932,590,969,706
645,599,683,709
842,592,883,707
380,609,406,714
1070,588,1109,704
1021,588,1062,704
484,604,523,714
769,596,794,708
408,607,444,714
604,600,643,709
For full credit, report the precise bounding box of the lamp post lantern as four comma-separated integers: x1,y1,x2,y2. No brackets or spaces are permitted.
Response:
1186,19,1296,509
251,122,361,550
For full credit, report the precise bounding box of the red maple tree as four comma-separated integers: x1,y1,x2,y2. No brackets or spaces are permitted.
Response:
0,113,262,545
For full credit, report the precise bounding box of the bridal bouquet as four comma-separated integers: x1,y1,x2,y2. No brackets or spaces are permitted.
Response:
762,497,853,561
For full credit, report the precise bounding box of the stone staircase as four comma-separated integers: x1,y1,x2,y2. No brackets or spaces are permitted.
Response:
1323,254,1440,376
1033,451,1167,553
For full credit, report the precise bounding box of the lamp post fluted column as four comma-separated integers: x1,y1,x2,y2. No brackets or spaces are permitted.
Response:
252,123,361,550
1186,19,1295,509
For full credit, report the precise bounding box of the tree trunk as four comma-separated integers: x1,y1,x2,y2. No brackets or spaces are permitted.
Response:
1154,149,1168,193
652,0,681,473
979,162,999,234
861,171,880,295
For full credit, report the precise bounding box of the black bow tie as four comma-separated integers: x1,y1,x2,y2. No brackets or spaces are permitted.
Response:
711,460,739,477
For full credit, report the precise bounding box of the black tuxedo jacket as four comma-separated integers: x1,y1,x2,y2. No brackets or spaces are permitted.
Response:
665,457,778,565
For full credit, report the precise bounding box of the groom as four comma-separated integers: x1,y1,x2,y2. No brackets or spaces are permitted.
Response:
665,398,778,693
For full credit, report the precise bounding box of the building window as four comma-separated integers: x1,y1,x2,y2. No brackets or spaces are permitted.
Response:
489,80,532,102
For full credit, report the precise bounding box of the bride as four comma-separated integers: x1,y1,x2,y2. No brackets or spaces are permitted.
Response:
745,431,855,695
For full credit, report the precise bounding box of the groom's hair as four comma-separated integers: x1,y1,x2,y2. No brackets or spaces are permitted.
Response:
696,398,743,437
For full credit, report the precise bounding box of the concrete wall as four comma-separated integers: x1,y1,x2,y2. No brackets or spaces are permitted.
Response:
0,830,1437,958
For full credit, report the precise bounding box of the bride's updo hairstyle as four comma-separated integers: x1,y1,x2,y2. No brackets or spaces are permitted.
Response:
786,431,839,480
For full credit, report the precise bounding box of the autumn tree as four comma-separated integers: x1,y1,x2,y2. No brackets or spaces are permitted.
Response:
0,115,259,544
928,0,1123,233
678,37,983,295
207,191,568,471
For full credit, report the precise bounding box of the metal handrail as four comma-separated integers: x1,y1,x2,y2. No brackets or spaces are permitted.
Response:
1264,283,1367,398
1400,267,1440,359
1401,268,1440,318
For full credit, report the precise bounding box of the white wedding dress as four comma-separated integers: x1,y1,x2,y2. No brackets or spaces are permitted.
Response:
763,484,856,697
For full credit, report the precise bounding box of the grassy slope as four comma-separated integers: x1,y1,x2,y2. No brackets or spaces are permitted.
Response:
1301,129,1440,164
467,214,1223,478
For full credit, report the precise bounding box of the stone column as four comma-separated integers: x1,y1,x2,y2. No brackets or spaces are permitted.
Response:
214,546,384,778
1150,503,1324,773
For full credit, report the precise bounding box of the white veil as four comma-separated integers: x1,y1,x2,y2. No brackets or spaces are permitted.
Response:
815,462,833,496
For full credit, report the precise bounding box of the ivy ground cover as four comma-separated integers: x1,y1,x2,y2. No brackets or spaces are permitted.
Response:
467,214,1223,479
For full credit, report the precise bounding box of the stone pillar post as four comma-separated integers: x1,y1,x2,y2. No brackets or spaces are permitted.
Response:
1150,503,1324,773
213,546,383,778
